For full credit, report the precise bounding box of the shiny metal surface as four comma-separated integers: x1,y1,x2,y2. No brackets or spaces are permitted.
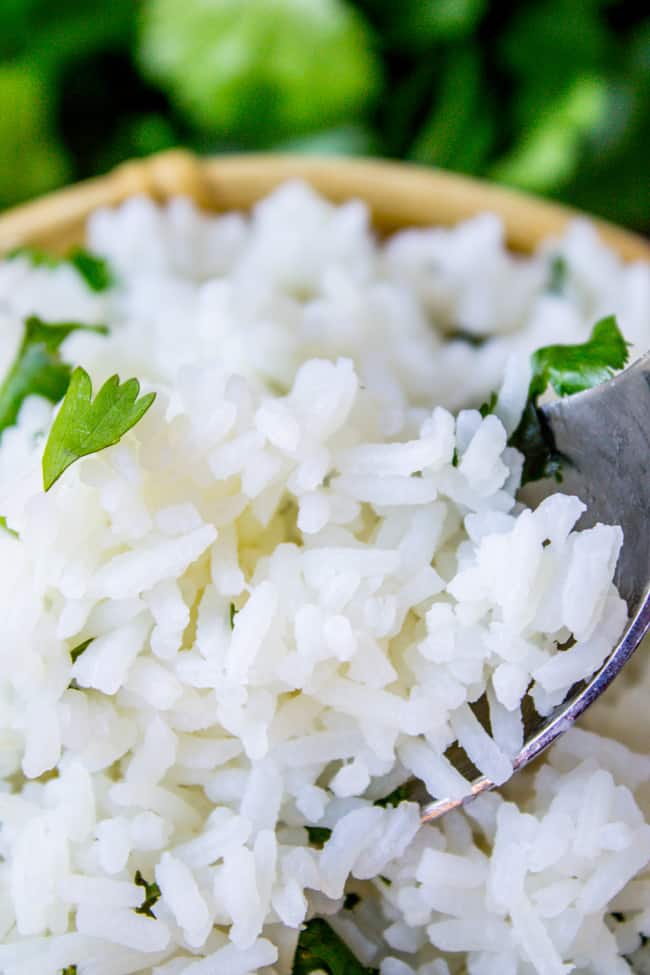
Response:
422,354,650,822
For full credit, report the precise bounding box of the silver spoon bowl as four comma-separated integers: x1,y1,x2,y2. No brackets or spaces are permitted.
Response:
422,353,650,821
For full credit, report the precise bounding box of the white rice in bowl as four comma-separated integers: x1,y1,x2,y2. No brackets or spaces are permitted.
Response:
0,182,647,974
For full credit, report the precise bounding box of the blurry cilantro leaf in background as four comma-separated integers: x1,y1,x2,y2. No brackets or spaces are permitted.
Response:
9,246,114,292
354,0,486,44
408,46,496,174
0,0,647,231
0,62,70,206
490,75,608,193
138,0,382,144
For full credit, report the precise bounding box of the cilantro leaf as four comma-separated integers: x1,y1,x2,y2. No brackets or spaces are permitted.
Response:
479,390,498,418
546,254,568,295
510,315,629,484
42,367,156,491
373,782,414,808
510,399,563,484
305,826,332,848
0,515,18,538
7,246,60,269
68,247,114,292
134,870,161,918
0,316,108,437
8,245,114,293
529,314,629,398
70,638,93,663
292,918,378,975
61,967,77,975
229,602,238,629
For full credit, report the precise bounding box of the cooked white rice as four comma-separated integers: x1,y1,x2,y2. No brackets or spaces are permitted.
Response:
0,182,648,974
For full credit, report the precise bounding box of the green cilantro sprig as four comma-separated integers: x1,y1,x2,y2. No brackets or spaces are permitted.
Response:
70,638,93,663
134,870,161,918
8,246,114,293
0,515,18,538
373,782,413,808
528,314,628,399
305,826,332,848
482,315,629,484
0,316,108,438
42,367,155,490
292,918,378,975
546,254,568,295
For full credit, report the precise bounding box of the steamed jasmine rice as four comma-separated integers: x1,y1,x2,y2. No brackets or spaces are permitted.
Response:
0,182,648,975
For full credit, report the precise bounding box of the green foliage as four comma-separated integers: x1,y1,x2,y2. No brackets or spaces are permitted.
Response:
293,918,378,974
0,61,69,206
546,255,568,295
9,246,114,292
373,782,413,807
305,826,332,848
510,315,629,483
134,870,161,918
408,46,495,174
490,75,608,193
0,316,107,438
138,0,381,143
69,638,93,663
365,0,487,49
0,516,18,537
68,248,114,292
42,367,156,490
529,315,629,399
0,1,647,230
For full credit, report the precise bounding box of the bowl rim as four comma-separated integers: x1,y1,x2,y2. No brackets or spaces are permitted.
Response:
0,150,649,261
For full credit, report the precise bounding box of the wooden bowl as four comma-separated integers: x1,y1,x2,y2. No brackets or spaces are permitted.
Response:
0,150,649,262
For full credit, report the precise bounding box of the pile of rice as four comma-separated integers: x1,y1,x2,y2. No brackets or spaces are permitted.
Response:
0,183,648,975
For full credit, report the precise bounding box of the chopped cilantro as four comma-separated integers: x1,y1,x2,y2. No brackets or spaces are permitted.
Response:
451,447,459,467
8,245,114,293
0,316,107,438
374,782,413,808
479,390,498,418
134,869,161,918
61,967,77,975
509,315,628,484
510,399,563,484
42,367,156,490
70,638,93,663
305,826,332,848
529,315,629,399
0,515,18,538
229,602,238,629
8,246,60,268
69,247,114,292
546,254,568,295
292,918,378,975
343,892,361,910
447,329,488,347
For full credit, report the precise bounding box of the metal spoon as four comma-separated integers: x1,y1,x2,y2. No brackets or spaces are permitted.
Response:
422,353,650,822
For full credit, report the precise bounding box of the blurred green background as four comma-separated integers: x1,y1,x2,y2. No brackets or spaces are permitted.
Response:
1,0,648,229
